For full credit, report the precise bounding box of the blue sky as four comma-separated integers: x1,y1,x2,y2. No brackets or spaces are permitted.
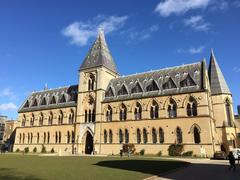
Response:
1,0,240,119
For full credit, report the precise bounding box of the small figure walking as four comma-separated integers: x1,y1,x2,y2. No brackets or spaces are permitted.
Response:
228,151,236,172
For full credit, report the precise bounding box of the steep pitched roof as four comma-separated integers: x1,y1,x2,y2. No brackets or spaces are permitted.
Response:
103,61,205,102
208,49,231,95
79,30,118,74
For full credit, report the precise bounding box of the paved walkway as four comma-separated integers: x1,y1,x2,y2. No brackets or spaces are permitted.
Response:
147,158,240,180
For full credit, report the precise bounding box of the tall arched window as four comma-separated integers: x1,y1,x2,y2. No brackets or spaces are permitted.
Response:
58,110,63,125
119,129,123,143
23,133,25,144
69,109,74,124
39,113,43,126
109,130,113,144
85,110,88,123
30,114,35,126
168,99,177,118
193,127,201,144
125,129,129,143
67,131,70,144
152,128,157,144
104,130,108,144
22,115,26,127
176,127,182,144
30,133,33,144
150,100,159,119
143,128,148,144
48,112,53,125
118,85,128,96
88,74,95,91
131,82,143,94
47,132,50,144
159,128,164,144
43,132,46,144
37,133,39,144
146,80,159,92
106,105,113,122
119,104,127,121
59,131,61,143
137,129,141,144
55,132,58,144
187,97,198,117
134,102,142,120
225,99,232,126
72,131,75,143
19,133,22,144
27,133,30,144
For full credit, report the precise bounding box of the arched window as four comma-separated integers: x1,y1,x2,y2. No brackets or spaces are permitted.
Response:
146,80,159,92
92,109,96,122
163,77,177,90
55,132,58,144
37,133,39,144
23,133,25,144
43,132,46,144
168,99,177,118
67,131,70,144
187,97,198,117
23,100,29,108
30,114,35,126
193,127,201,144
150,100,159,119
176,127,182,144
180,74,196,87
131,82,143,94
104,130,108,144
143,128,148,144
58,110,63,125
106,105,113,122
47,132,50,144
119,129,123,143
88,74,95,91
134,102,142,120
125,129,129,143
22,115,26,127
85,110,88,123
39,113,44,126
137,128,141,144
72,131,75,143
109,130,113,144
69,109,74,124
50,96,56,104
19,133,22,144
48,112,53,125
119,104,127,121
32,98,38,107
152,128,157,144
59,131,61,143
59,94,66,103
30,133,33,144
118,85,128,96
159,128,164,144
225,99,232,126
27,133,30,144
41,97,47,106
105,87,114,97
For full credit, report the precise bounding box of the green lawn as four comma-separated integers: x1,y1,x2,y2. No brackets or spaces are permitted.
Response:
0,154,189,180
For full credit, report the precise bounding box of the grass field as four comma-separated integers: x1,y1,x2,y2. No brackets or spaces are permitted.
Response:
0,154,189,180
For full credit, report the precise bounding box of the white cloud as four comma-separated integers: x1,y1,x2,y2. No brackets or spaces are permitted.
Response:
0,88,17,100
121,24,159,42
0,102,17,111
155,0,211,16
184,15,211,32
178,46,205,54
62,15,128,46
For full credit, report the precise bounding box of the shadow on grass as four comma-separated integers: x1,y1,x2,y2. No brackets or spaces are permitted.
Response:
0,168,42,180
94,159,189,176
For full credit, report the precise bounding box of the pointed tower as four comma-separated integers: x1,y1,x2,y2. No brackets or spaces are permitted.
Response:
208,49,237,153
76,30,119,154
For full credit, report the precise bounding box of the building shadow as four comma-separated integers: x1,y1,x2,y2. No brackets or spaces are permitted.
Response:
0,168,42,180
94,159,189,176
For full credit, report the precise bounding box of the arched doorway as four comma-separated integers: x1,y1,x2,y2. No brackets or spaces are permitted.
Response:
85,131,93,154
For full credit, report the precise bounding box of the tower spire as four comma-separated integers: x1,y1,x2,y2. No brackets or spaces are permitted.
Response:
208,49,231,95
79,30,118,74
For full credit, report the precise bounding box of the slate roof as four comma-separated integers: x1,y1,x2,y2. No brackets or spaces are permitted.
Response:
18,85,78,113
208,50,231,95
79,30,118,74
103,61,206,102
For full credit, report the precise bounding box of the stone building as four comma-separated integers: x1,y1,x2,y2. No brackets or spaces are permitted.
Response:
13,31,239,156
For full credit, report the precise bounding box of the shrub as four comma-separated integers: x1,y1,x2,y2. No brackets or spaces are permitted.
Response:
50,148,55,153
41,145,46,153
157,151,162,156
24,147,29,153
140,149,145,156
122,144,136,154
182,151,193,157
33,147,37,153
168,144,184,156
16,148,20,153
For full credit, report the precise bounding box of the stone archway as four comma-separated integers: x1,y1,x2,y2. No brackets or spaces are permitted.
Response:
85,131,93,154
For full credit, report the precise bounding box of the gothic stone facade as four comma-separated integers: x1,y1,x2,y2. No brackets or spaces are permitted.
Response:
13,31,239,157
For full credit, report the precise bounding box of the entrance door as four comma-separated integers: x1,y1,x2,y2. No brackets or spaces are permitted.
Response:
85,131,93,154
